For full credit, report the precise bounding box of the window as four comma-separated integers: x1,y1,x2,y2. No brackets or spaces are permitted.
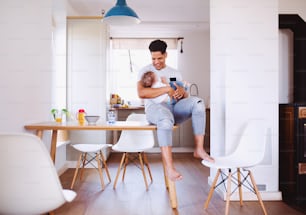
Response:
108,38,179,106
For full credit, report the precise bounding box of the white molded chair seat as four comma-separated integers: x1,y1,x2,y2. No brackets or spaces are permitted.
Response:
72,143,111,153
70,143,112,190
0,133,76,215
202,121,268,215
112,113,155,190
112,138,154,153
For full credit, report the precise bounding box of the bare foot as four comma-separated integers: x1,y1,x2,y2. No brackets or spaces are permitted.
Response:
194,149,215,163
167,168,183,181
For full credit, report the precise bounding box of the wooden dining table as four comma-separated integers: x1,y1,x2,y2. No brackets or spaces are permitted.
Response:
24,120,179,209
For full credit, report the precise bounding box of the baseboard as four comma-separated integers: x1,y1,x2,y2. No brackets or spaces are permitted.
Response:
66,160,78,169
57,163,69,176
65,160,114,169
63,147,194,170
146,146,194,153
207,176,282,201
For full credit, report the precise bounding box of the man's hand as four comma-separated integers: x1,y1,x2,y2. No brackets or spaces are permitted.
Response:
173,83,186,100
168,87,175,97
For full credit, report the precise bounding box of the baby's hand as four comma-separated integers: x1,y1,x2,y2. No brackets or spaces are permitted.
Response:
161,76,169,85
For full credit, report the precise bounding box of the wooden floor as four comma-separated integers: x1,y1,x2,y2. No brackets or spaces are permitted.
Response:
55,153,305,215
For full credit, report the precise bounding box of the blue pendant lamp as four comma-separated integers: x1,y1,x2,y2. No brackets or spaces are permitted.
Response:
103,0,141,25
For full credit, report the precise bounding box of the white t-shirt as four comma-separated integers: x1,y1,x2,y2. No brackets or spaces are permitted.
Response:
138,64,183,109
150,80,169,104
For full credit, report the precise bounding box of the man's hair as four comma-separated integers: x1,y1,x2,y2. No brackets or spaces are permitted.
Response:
148,39,167,54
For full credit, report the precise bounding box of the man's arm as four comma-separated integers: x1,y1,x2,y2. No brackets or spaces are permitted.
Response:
137,80,174,99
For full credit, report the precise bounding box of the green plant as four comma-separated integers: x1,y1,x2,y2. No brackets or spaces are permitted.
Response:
51,108,70,120
62,108,71,120
51,108,58,120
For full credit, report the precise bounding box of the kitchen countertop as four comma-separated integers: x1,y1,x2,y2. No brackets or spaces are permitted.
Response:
113,106,145,110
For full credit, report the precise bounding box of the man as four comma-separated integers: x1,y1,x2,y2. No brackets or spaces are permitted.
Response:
137,39,214,181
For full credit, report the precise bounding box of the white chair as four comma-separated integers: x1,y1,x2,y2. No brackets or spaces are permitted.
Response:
70,143,112,190
0,133,76,215
202,121,268,215
112,113,154,190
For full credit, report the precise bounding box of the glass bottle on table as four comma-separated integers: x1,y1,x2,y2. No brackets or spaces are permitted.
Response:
107,108,116,124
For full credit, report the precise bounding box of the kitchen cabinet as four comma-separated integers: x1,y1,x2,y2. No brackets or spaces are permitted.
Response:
178,108,210,152
115,106,145,120
279,104,306,206
279,104,295,202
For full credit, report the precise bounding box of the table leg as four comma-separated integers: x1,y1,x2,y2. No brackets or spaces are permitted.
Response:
113,130,118,144
50,130,58,164
162,160,178,209
36,130,43,139
168,180,178,209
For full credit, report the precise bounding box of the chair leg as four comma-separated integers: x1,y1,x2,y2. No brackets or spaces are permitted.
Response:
79,153,87,181
99,150,111,183
143,152,153,182
96,152,105,190
204,169,221,209
113,153,126,189
248,170,268,215
237,168,243,206
71,153,83,189
122,153,129,182
225,169,232,215
138,152,149,190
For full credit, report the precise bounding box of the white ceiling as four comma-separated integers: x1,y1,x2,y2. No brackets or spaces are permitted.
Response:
56,0,210,36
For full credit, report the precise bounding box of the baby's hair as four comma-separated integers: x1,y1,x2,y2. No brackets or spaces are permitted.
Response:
141,71,155,88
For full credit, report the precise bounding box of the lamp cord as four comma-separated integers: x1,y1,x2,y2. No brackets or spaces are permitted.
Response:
180,39,183,53
128,49,133,73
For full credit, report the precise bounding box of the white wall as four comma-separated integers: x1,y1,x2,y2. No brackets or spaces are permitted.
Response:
0,0,57,161
0,0,69,171
210,0,281,200
0,1,53,131
66,19,108,161
51,0,68,171
178,31,210,106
